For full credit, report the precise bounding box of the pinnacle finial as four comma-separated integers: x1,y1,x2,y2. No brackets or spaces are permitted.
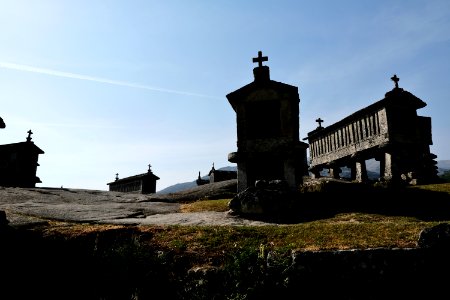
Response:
315,118,324,128
252,51,268,68
26,129,33,142
391,74,400,89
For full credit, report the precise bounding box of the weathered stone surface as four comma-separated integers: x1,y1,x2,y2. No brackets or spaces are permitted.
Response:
226,52,308,193
228,180,300,222
299,177,357,193
0,186,180,225
418,222,450,249
0,181,277,228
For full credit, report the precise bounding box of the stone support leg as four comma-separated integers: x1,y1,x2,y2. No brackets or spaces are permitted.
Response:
329,166,341,179
310,167,322,179
383,152,393,181
355,160,368,183
237,163,248,193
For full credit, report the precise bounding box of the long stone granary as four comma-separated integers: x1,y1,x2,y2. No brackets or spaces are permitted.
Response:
304,75,439,185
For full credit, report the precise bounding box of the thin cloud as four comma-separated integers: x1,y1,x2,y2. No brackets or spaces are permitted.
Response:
0,61,221,100
5,115,127,130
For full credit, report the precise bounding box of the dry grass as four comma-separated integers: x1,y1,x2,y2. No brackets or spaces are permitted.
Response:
180,198,231,212
35,183,450,253
152,183,450,251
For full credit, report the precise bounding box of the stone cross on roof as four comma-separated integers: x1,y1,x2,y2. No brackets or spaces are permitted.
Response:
148,164,152,172
115,173,119,181
252,51,268,68
26,129,33,142
315,118,324,128
391,74,400,89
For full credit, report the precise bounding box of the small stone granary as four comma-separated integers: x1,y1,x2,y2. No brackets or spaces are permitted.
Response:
0,130,44,188
303,75,439,185
196,163,237,186
227,51,309,192
107,164,160,194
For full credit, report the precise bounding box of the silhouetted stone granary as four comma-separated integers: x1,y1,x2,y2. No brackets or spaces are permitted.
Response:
196,171,209,186
227,51,309,192
303,74,439,185
209,164,237,183
196,163,237,186
0,129,44,187
107,164,160,194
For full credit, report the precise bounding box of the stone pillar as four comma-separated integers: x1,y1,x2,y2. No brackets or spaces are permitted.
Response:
383,152,393,181
377,155,385,181
355,159,368,183
310,166,322,179
349,165,356,181
382,151,403,184
329,165,341,179
284,160,297,189
237,163,248,193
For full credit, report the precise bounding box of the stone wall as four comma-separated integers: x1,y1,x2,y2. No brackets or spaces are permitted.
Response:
1,216,448,300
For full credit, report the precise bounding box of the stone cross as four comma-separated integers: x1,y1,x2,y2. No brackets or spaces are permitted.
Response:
316,118,324,128
148,164,152,172
252,51,268,67
115,173,119,181
26,129,33,142
391,74,400,88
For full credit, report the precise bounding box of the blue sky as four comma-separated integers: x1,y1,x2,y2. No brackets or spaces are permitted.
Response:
1,0,449,191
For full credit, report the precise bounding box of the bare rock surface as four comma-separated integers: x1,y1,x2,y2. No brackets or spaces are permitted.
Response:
0,180,275,227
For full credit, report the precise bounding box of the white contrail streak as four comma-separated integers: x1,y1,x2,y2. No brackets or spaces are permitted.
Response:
0,61,221,99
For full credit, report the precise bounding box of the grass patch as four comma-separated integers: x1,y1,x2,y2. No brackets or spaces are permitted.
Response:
137,213,436,254
180,198,230,212
407,182,450,193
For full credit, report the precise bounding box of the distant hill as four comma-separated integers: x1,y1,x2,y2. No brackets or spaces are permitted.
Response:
156,166,237,194
157,160,450,194
319,158,380,180
438,160,450,175
156,181,198,194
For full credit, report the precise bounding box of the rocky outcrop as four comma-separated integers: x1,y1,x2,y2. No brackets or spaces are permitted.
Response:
228,178,378,222
229,178,450,223
228,179,300,222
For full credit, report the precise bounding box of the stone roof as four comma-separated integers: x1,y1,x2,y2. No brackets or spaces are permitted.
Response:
305,87,426,140
107,172,160,186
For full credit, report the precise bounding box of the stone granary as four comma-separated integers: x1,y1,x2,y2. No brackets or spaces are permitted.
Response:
107,164,160,194
304,75,439,185
0,129,44,188
196,163,237,186
227,51,309,192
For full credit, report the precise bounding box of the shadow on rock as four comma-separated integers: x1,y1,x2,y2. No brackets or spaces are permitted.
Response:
228,178,450,223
